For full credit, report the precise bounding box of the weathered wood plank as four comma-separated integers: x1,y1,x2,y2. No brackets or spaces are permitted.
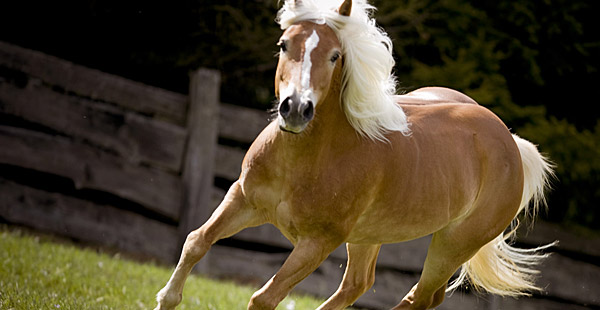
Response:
219,103,270,144
0,179,179,262
197,245,288,286
0,125,181,220
355,268,451,310
211,186,227,209
196,243,480,310
376,237,431,273
230,223,430,272
0,77,187,172
0,41,188,124
537,252,600,306
489,296,593,310
214,145,246,181
197,244,345,298
518,220,600,258
234,224,294,250
198,243,594,310
179,69,221,243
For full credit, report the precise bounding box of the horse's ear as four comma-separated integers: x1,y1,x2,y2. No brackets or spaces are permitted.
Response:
337,0,352,16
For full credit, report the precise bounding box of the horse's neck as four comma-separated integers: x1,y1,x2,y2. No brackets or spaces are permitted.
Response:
293,83,355,146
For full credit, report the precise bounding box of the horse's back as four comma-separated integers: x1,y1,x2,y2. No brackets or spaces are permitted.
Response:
398,102,518,161
395,87,512,152
395,86,478,105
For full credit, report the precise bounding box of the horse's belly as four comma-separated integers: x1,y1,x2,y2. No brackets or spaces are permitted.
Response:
345,193,472,244
346,213,443,244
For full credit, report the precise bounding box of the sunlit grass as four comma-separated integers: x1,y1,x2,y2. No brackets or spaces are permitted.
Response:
0,226,324,310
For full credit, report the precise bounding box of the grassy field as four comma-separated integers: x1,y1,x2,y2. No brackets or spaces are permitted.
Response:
0,226,325,310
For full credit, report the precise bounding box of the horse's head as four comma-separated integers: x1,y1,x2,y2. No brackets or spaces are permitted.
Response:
275,0,410,140
274,0,351,134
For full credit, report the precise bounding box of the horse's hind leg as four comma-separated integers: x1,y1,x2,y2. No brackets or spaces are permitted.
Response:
392,225,492,310
317,243,381,310
155,181,264,310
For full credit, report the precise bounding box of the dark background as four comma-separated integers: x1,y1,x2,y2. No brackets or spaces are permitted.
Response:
1,0,598,230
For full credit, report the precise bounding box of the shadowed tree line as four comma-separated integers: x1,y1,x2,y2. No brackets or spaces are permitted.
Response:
1,0,598,229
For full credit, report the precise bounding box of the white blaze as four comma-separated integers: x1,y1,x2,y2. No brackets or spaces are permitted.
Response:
278,82,296,108
301,30,320,91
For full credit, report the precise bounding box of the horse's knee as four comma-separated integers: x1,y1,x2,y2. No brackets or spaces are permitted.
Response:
181,229,212,263
185,229,208,247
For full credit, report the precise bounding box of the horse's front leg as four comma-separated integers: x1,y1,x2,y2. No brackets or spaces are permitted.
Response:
155,181,265,310
317,243,381,310
248,237,342,310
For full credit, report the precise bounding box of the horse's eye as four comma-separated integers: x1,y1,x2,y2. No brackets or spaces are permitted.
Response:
278,40,288,53
330,52,341,63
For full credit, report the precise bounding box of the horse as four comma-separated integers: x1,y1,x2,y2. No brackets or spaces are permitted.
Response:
155,0,555,309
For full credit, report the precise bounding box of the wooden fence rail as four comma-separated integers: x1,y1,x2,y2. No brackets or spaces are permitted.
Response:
1,41,598,310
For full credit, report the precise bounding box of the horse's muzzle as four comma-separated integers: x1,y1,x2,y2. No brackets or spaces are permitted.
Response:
278,91,314,134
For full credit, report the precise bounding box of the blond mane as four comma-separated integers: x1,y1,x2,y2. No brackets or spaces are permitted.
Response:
277,0,411,141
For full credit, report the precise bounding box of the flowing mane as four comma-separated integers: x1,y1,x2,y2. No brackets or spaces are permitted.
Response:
277,0,411,141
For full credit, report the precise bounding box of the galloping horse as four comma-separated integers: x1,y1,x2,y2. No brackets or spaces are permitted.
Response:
156,0,555,309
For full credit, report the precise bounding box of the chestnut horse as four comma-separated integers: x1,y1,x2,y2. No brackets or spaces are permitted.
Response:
156,0,554,309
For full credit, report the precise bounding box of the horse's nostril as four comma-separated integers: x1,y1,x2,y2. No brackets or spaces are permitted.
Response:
279,97,292,117
302,101,314,121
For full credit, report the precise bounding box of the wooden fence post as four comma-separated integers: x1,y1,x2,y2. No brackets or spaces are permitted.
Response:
177,68,221,261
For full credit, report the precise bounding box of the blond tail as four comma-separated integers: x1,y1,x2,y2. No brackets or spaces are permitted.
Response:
447,134,557,296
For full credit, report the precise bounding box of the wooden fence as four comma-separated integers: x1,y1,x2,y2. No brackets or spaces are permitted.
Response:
1,41,598,310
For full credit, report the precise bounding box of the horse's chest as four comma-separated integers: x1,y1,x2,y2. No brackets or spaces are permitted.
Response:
240,179,308,244
241,160,358,243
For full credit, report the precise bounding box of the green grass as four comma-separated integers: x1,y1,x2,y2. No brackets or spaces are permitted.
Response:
0,226,325,310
